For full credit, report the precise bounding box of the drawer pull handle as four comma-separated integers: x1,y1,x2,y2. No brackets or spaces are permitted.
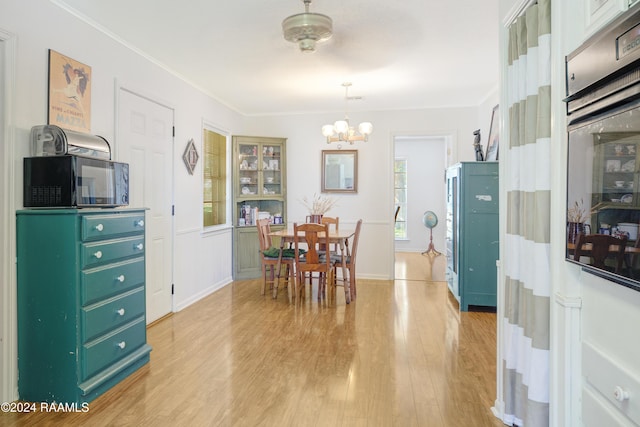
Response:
117,341,126,350
116,308,125,316
135,243,144,251
136,220,145,227
93,251,103,259
95,224,104,232
117,275,125,283
614,386,630,402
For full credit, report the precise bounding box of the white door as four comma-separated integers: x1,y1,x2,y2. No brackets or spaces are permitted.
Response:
117,88,173,323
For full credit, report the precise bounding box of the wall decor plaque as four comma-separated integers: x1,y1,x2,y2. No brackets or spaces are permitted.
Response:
183,138,199,175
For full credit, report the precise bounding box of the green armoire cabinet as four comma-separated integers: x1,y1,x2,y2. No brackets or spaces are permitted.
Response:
445,162,499,311
17,208,152,403
232,135,287,279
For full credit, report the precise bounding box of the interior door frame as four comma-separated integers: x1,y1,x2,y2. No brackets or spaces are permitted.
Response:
391,132,454,279
0,28,17,403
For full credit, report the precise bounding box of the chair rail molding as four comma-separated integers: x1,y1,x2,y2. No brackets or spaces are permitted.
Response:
553,292,583,427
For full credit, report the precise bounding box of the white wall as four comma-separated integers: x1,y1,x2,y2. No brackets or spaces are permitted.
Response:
553,2,640,426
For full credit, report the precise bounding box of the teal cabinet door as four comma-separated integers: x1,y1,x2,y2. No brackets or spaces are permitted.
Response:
446,162,499,311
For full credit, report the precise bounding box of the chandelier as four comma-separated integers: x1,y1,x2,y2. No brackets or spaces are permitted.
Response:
322,83,373,145
282,0,332,53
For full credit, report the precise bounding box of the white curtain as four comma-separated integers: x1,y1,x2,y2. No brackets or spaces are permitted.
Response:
502,0,551,425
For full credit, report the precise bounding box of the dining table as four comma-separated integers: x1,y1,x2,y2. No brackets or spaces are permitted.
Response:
567,242,640,254
269,226,356,303
567,241,640,274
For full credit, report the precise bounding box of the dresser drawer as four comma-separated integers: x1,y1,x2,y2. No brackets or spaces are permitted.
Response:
583,341,640,425
81,317,146,381
81,236,145,268
82,213,145,241
82,288,145,342
81,258,145,305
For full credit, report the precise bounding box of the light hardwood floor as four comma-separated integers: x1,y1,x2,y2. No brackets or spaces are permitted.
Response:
4,253,502,426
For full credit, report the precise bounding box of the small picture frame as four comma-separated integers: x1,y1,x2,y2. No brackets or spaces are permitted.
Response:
485,105,499,161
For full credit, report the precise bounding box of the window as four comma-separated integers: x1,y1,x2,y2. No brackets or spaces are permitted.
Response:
394,158,407,239
203,128,227,228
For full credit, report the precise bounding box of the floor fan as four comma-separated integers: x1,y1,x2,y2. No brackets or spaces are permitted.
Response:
421,211,442,257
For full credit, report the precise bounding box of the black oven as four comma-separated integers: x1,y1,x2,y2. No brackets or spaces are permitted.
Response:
566,5,640,289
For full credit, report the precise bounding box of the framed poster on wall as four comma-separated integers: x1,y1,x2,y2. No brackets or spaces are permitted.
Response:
485,105,499,161
48,49,92,133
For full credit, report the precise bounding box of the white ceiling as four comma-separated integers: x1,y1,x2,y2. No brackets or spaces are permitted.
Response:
53,0,500,116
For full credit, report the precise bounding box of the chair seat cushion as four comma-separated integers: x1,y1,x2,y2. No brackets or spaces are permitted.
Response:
300,253,328,263
263,247,305,259
330,254,351,264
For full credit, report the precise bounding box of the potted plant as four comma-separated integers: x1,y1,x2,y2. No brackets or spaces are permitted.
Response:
301,193,337,223
567,199,590,244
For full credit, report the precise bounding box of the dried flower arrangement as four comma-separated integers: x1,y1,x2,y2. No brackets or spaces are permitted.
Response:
300,193,337,215
567,199,589,223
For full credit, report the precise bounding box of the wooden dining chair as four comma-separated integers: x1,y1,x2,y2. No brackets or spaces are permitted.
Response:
257,219,295,301
330,219,362,303
629,236,640,278
293,222,332,303
320,216,339,252
302,216,340,287
574,233,628,274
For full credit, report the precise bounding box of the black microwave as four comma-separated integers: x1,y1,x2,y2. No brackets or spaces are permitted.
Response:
24,155,129,208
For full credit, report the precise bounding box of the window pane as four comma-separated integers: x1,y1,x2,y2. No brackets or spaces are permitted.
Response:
394,158,408,239
394,160,406,173
203,129,227,227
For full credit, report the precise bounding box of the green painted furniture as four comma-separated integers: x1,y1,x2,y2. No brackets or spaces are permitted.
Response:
17,208,152,403
445,162,499,311
233,135,287,279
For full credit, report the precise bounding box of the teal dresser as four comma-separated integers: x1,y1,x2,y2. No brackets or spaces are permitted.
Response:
445,162,499,311
17,208,152,403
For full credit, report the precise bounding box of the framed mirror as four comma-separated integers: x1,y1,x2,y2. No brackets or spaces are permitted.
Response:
321,150,358,193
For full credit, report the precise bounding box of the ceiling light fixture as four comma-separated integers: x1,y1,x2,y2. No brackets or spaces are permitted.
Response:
282,0,332,53
322,83,373,146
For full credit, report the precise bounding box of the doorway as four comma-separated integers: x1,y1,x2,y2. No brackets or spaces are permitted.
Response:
393,135,448,282
0,29,17,403
117,88,174,323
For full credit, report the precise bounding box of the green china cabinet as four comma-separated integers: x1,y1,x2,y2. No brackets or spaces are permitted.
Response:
445,162,499,311
232,135,287,279
17,208,152,403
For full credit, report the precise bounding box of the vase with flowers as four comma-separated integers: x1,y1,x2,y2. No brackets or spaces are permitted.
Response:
301,193,337,223
567,199,591,244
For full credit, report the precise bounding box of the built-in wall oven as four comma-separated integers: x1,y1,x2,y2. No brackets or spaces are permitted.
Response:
566,4,640,290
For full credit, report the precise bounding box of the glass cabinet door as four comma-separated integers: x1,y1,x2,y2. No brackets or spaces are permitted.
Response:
238,143,259,196
238,142,283,197
261,144,282,196
594,134,640,208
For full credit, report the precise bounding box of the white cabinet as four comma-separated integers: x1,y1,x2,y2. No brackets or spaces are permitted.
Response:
581,273,640,425
585,0,629,37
